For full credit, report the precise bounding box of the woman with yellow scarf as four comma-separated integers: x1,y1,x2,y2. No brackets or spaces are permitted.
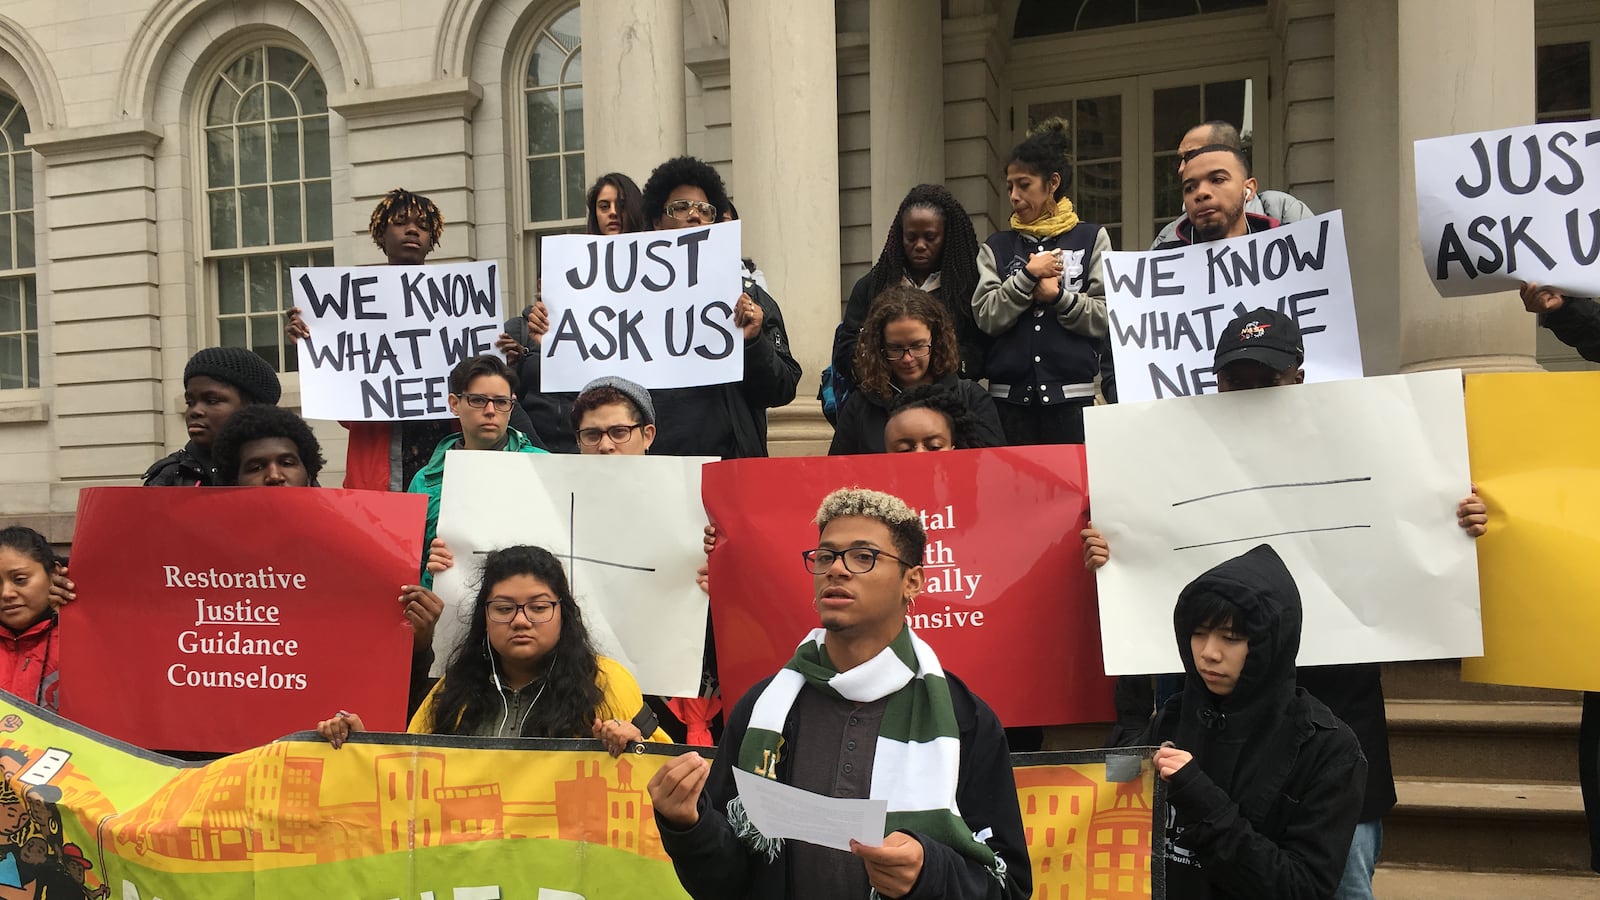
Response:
971,118,1111,444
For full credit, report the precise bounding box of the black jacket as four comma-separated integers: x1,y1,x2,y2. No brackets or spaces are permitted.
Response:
143,442,214,486
1128,545,1365,900
658,670,1032,900
1542,296,1600,362
651,281,802,459
833,272,991,389
828,373,1004,455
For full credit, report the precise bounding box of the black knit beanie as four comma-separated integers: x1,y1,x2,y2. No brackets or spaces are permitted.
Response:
183,347,282,405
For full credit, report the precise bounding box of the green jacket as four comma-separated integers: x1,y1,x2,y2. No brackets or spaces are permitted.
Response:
408,428,546,586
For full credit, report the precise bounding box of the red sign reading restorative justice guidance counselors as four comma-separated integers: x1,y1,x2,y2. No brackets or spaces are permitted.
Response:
704,446,1116,728
61,487,425,752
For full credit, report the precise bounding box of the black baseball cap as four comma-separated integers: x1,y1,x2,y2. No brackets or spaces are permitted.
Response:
1213,308,1304,373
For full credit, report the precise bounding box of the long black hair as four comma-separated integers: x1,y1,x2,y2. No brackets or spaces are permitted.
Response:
428,546,605,737
1008,118,1072,201
864,185,980,328
584,173,647,235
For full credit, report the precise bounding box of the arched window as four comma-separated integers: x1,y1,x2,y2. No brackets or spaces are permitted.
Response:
524,5,584,227
0,95,35,390
203,45,333,373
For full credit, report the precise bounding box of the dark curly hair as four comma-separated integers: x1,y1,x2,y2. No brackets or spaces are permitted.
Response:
212,405,326,486
427,546,606,738
886,384,990,450
641,156,730,228
865,185,980,328
1008,117,1072,201
853,286,960,399
584,173,648,235
369,188,444,250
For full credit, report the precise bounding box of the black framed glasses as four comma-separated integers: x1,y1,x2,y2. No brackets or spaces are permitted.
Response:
458,393,514,412
881,343,932,360
485,599,558,624
576,423,643,447
665,199,717,221
801,547,915,575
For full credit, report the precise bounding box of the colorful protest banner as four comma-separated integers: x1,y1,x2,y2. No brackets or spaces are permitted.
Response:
1084,369,1481,675
1416,120,1600,298
1461,371,1600,692
1103,211,1364,402
539,221,745,391
431,453,713,697
60,487,423,752
0,694,1162,899
701,447,1116,727
292,260,504,421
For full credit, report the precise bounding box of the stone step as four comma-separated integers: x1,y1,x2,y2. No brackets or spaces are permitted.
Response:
1386,699,1582,784
1383,779,1591,872
1374,866,1600,898
1382,659,1581,704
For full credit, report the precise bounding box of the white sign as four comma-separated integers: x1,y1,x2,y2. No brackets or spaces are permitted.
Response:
431,452,712,697
539,221,745,392
1417,120,1600,298
293,261,503,421
1103,212,1364,402
1084,369,1482,674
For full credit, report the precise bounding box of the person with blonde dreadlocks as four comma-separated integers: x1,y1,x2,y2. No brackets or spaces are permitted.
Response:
287,188,539,490
972,118,1110,446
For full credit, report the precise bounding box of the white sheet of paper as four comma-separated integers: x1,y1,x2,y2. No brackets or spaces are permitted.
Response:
539,221,745,391
1103,212,1364,403
432,453,712,696
1416,119,1600,298
1085,369,1482,674
292,260,504,421
731,768,887,851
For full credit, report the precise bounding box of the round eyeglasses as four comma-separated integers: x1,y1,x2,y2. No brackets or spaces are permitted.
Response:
801,547,915,575
485,600,558,624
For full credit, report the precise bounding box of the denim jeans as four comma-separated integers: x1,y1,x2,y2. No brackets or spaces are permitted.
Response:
1334,819,1382,900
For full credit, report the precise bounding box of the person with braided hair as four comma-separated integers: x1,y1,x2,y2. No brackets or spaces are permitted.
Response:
286,189,540,489
973,118,1110,446
832,185,985,397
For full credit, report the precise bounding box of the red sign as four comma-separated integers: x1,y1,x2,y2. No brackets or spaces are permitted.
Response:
704,447,1116,728
61,487,425,752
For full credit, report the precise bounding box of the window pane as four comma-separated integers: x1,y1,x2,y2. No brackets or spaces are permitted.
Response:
305,181,332,241
210,191,238,250
564,153,586,220
1538,42,1591,115
0,157,9,209
527,91,560,154
278,254,302,309
1141,0,1200,23
528,36,564,87
312,248,334,266
206,129,235,187
294,69,328,115
219,316,247,351
528,157,561,221
251,315,282,368
240,187,269,247
1075,161,1121,225
208,81,240,126
268,47,306,90
565,48,582,83
238,123,268,184
0,278,17,330
1153,155,1185,219
270,120,300,181
1,102,23,150
1153,85,1202,152
238,85,265,123
20,278,33,329
266,84,299,120
1204,80,1248,138
563,87,584,151
13,155,28,209
0,214,12,270
217,257,246,314
1076,96,1121,158
303,117,330,178
0,334,20,390
248,257,279,313
550,7,580,50
272,184,302,244
14,211,30,268
226,50,263,90
22,332,36,388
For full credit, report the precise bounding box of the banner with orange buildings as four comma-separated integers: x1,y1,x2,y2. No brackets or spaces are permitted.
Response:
0,695,1162,899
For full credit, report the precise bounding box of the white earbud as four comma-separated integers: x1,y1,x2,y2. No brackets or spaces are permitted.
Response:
1244,188,1253,200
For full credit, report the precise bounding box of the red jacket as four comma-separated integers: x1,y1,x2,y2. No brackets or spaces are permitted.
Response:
0,616,59,710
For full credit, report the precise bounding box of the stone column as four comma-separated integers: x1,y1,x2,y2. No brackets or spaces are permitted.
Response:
581,0,687,185
869,0,945,239
1335,0,1540,375
730,1,841,451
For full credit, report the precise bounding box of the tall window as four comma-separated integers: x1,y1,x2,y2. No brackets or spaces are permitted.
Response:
204,45,333,373
519,4,584,297
0,96,35,390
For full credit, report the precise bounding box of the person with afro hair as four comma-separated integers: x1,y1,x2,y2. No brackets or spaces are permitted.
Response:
832,184,985,394
144,347,282,486
883,383,989,452
211,404,327,487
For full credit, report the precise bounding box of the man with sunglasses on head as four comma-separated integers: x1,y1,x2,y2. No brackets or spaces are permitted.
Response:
637,156,802,460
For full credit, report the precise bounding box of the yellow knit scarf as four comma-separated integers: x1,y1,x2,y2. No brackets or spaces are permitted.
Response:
1011,199,1080,239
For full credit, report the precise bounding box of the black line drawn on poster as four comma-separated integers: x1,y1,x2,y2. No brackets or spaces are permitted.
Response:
1172,476,1373,508
1170,474,1373,551
1173,524,1372,552
473,495,657,590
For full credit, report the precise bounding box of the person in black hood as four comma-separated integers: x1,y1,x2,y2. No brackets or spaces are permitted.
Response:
143,346,282,486
1140,543,1365,899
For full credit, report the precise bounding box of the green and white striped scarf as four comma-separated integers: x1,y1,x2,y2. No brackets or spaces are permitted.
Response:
729,625,1003,886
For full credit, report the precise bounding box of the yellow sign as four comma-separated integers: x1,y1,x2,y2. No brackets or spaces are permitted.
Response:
1462,371,1600,691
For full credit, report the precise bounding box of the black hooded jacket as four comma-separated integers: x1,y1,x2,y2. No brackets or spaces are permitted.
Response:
1134,544,1365,900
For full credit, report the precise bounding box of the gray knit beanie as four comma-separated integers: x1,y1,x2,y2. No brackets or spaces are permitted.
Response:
578,376,655,426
